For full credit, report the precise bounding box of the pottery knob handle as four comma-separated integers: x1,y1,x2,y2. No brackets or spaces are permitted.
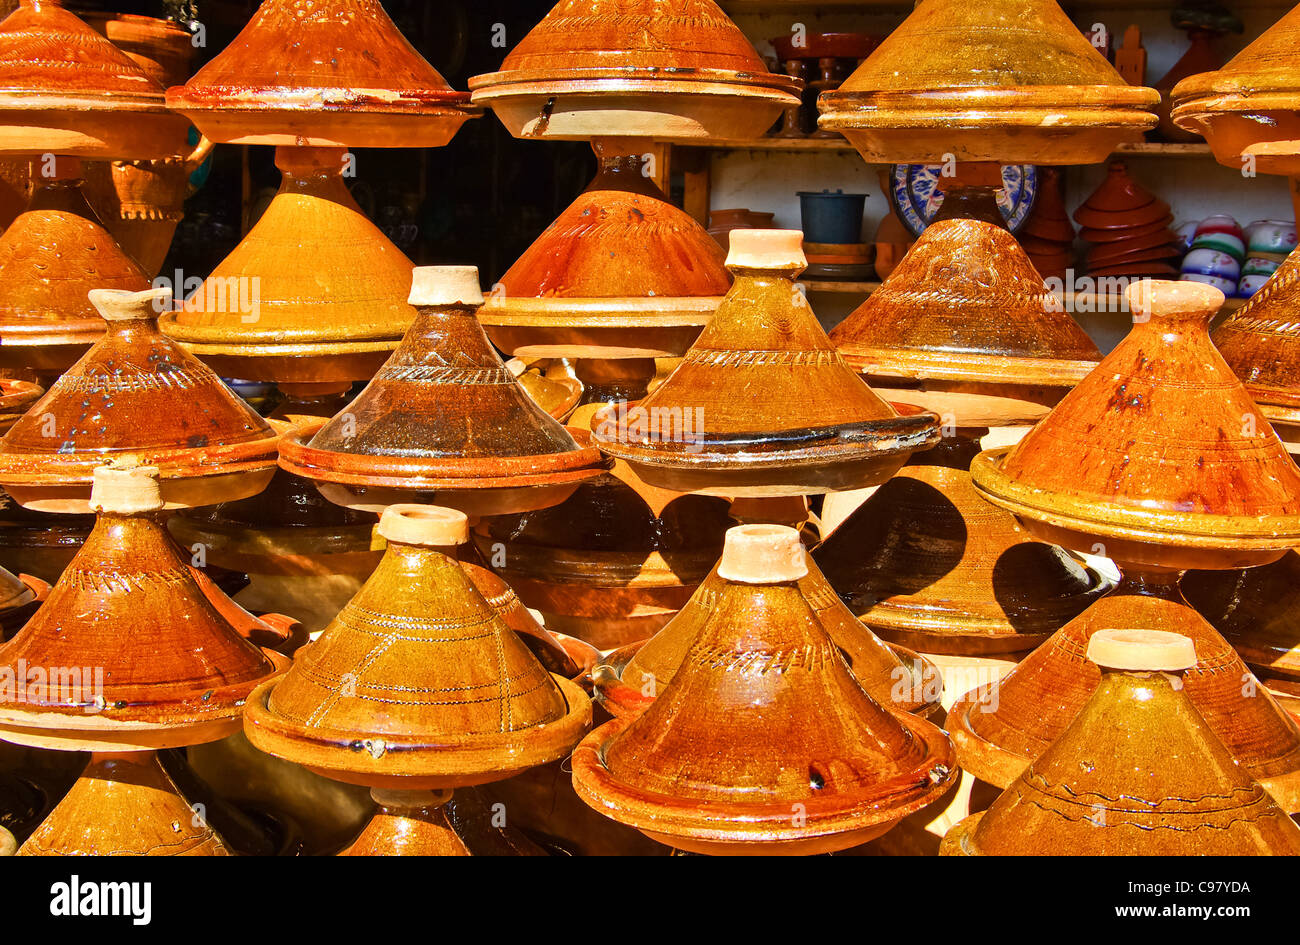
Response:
88,286,173,322
89,461,165,515
1125,279,1224,322
717,524,808,584
378,504,469,548
1086,628,1197,673
409,266,484,307
726,229,807,270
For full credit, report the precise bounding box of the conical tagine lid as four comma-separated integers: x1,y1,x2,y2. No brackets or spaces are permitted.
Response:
0,287,282,512
814,432,1111,656
0,465,283,752
280,266,606,516
572,524,958,856
167,0,478,148
245,505,591,789
160,147,418,387
479,147,730,360
971,280,1300,571
469,0,800,141
817,0,1158,165
1212,248,1300,417
590,230,940,497
944,629,1300,855
0,0,189,159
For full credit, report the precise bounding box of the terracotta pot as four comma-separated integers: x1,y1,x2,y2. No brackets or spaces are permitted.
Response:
479,143,729,361
469,0,800,142
0,0,188,160
817,0,1158,165
591,230,941,497
245,505,591,794
943,629,1300,855
1213,244,1300,418
0,286,283,513
160,146,417,386
572,524,958,855
279,267,607,516
508,358,583,421
167,0,479,149
1080,216,1177,245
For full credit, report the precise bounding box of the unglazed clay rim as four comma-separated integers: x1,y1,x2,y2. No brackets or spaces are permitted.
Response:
838,348,1099,388
570,712,958,846
243,673,591,781
478,295,722,327
971,446,1300,550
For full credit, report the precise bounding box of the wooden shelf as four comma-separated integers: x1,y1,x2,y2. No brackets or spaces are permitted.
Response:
799,281,1250,315
666,137,1214,159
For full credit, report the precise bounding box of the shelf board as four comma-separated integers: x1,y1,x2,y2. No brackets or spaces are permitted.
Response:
667,137,1213,159
800,281,1249,315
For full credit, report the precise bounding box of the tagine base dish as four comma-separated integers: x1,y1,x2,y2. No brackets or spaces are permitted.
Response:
0,98,190,162
156,339,401,387
0,711,244,754
171,109,479,152
480,304,712,360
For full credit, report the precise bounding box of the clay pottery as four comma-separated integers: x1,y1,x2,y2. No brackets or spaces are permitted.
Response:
572,524,958,855
279,267,606,516
0,464,286,753
1079,215,1176,245
1073,166,1174,233
81,11,194,88
160,147,417,386
0,562,44,639
508,358,583,421
0,287,283,513
0,378,39,434
971,281,1300,573
1172,5,1300,176
166,0,478,149
0,490,90,582
591,230,940,497
944,629,1300,855
468,0,800,142
1154,13,1239,143
1088,262,1181,279
817,0,1158,165
814,431,1111,657
708,209,776,253
19,750,232,855
478,143,730,361
0,155,148,374
1020,167,1073,241
0,0,188,160
594,542,944,720
245,504,591,791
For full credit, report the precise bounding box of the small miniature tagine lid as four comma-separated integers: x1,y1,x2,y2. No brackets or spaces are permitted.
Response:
0,464,284,752
971,280,1300,564
590,230,941,497
245,505,591,788
1212,248,1300,414
0,0,189,159
0,287,283,512
943,629,1300,855
572,524,957,854
278,266,607,509
817,0,1158,164
167,0,479,148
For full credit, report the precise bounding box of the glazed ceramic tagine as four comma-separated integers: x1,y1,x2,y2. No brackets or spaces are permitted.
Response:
816,0,1159,165
245,505,591,856
591,230,941,497
952,280,1300,809
0,378,39,435
281,267,606,516
573,524,957,855
1172,4,1300,176
166,0,479,149
943,629,1300,855
0,287,283,513
469,0,800,141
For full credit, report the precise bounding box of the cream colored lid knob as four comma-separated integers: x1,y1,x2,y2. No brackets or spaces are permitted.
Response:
717,524,808,584
1086,628,1197,673
1126,279,1224,320
726,229,807,270
378,505,469,547
409,266,484,307
88,286,173,321
89,461,164,514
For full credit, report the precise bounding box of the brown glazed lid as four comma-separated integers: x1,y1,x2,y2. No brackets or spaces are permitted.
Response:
0,464,284,752
946,570,1300,811
19,751,233,855
0,0,189,159
244,505,591,790
0,287,283,512
590,230,941,497
478,145,730,361
1073,163,1171,230
816,0,1158,165
1172,5,1300,175
572,524,957,855
468,0,800,141
1213,247,1300,417
279,266,607,516
160,146,417,386
0,156,147,373
971,280,1300,572
166,0,478,148
944,629,1300,855
814,432,1112,656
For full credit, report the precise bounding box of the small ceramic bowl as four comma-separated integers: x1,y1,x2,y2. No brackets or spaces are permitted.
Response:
1242,256,1283,278
1180,271,1237,295
1246,220,1298,255
1174,219,1199,253
1181,248,1241,280
1238,273,1273,298
1195,214,1245,242
1190,232,1245,262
